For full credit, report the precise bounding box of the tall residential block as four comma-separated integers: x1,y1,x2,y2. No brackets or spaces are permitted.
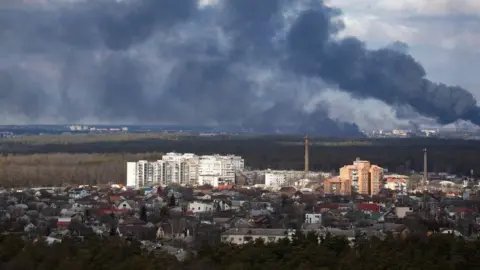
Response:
126,153,244,188
339,158,384,195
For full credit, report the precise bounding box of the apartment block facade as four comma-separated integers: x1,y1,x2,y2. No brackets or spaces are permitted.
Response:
323,176,352,196
339,158,384,196
264,170,328,187
126,153,244,188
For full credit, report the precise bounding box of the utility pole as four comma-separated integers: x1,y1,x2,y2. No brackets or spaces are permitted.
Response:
304,135,309,179
423,148,428,189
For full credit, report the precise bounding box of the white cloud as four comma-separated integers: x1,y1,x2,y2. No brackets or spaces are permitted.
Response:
329,0,480,51
375,0,480,15
327,0,480,16
338,14,418,43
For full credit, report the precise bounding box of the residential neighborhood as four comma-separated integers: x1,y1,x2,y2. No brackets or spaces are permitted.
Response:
1,179,480,260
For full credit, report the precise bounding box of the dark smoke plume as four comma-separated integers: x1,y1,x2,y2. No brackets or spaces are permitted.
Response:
0,0,478,135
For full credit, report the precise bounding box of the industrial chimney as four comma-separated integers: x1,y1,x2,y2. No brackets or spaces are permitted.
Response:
304,135,309,178
423,148,428,187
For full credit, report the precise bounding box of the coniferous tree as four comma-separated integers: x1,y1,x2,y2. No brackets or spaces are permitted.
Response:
140,206,147,222
169,194,176,207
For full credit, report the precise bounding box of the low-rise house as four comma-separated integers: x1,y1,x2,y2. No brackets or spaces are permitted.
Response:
195,194,212,200
230,199,249,210
69,189,89,199
221,228,296,245
305,213,322,224
226,217,250,229
98,208,129,216
356,203,381,213
214,200,231,211
57,217,71,228
395,206,414,219
188,201,214,213
117,225,157,241
117,200,135,210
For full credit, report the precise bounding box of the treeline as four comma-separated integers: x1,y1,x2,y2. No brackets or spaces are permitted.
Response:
0,233,478,270
1,136,479,173
0,135,480,188
0,153,163,187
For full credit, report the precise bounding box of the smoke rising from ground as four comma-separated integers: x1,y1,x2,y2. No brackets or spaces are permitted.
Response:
0,0,478,135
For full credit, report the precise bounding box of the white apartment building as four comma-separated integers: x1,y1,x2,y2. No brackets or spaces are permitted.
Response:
126,153,244,188
265,172,287,187
198,155,243,186
126,162,137,187
264,170,325,187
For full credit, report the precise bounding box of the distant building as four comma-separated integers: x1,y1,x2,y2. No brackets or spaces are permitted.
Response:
198,154,244,186
339,158,383,196
126,153,244,188
264,169,328,187
188,201,214,213
384,175,408,192
324,176,352,196
221,228,296,245
304,213,322,224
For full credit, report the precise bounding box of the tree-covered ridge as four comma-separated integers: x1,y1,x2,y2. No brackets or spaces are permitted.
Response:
1,232,480,270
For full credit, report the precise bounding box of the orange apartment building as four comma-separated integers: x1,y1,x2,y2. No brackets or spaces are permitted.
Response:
339,158,384,196
324,176,352,195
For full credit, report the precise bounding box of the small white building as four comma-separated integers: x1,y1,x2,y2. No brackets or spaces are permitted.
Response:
305,213,322,224
394,206,413,219
221,228,295,245
188,201,214,213
384,177,408,191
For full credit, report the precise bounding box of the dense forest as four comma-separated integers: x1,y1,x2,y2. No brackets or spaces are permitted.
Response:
0,232,478,270
0,134,479,187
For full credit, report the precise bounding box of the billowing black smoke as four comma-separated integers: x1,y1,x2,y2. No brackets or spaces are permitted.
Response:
0,0,478,135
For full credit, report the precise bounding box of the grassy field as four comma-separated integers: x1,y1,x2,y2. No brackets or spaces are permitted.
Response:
0,152,164,187
3,133,192,145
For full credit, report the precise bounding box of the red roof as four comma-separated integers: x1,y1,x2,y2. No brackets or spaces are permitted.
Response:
386,178,406,183
316,203,339,210
456,207,475,213
98,209,130,215
217,185,233,190
356,203,381,212
56,221,70,226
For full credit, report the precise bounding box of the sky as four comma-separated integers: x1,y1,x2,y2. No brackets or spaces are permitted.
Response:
0,0,479,133
327,0,480,99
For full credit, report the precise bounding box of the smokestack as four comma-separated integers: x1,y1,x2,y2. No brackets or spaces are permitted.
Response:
423,148,428,186
304,135,309,178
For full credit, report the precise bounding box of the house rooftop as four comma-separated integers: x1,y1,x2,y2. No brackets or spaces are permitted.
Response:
223,228,289,236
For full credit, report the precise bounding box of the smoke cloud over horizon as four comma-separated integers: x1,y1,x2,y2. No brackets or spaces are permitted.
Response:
0,0,478,135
